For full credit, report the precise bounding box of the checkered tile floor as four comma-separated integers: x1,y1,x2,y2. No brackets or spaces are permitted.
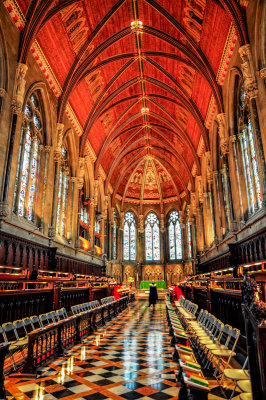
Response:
5,301,242,400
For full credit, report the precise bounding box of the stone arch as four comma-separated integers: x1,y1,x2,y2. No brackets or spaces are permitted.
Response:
63,128,78,177
254,0,266,72
0,21,8,92
22,81,54,147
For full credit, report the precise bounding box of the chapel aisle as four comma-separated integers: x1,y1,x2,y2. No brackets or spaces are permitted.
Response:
5,301,179,400
4,301,237,400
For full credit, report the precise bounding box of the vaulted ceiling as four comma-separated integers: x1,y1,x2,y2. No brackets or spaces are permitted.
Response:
15,0,247,209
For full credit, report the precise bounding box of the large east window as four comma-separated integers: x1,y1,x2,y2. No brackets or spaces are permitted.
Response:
123,212,136,261
13,93,42,222
168,211,182,260
145,212,160,261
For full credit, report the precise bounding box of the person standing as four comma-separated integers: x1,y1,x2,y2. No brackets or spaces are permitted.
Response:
149,281,158,309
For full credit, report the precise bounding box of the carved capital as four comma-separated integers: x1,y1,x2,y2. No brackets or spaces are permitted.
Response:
14,63,28,108
55,123,64,153
45,145,51,153
11,99,22,114
259,67,266,80
54,151,62,162
196,176,203,203
205,151,213,183
239,44,258,99
138,214,144,232
220,137,230,155
0,88,7,98
0,202,10,227
48,227,56,237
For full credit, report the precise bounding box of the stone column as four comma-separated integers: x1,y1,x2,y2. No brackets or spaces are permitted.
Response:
35,143,45,225
0,88,7,113
231,135,244,222
203,192,210,247
239,44,266,205
138,214,144,264
180,217,186,259
209,186,216,243
89,199,95,253
49,151,61,237
39,146,51,232
118,215,124,263
160,213,165,264
0,63,28,225
49,123,64,237
68,177,76,242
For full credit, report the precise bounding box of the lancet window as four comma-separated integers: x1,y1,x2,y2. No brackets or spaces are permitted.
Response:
145,212,160,261
13,92,43,222
123,212,136,261
168,211,182,260
238,83,262,212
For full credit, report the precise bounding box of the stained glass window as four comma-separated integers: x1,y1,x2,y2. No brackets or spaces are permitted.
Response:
95,220,101,233
145,213,160,261
80,205,88,224
123,212,136,260
13,92,42,222
56,148,69,237
238,83,262,212
168,211,182,260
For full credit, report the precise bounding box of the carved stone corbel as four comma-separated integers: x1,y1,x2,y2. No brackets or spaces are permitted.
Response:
0,88,7,98
0,202,10,228
217,113,229,155
77,157,85,189
138,214,144,233
205,151,213,184
12,63,28,114
239,44,259,99
55,123,64,153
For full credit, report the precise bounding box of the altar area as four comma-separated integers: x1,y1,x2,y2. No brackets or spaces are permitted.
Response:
139,280,167,290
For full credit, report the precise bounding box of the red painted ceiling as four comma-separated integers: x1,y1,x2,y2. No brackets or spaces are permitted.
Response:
17,0,234,206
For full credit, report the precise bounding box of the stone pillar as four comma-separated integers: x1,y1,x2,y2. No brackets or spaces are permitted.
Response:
231,135,244,223
0,63,28,225
209,187,216,243
68,177,76,242
0,88,7,113
160,213,165,263
118,213,124,263
213,170,222,239
40,146,51,232
89,199,95,253
35,143,45,225
138,214,144,264
49,151,61,237
49,123,64,237
203,192,210,247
